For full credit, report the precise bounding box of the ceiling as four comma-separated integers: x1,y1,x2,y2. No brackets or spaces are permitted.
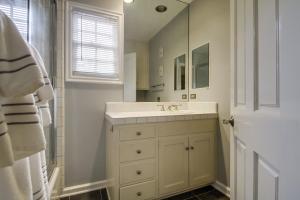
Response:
124,0,190,42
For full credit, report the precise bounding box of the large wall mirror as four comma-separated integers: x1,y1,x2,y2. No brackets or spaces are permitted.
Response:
174,54,186,91
192,43,210,89
123,0,189,102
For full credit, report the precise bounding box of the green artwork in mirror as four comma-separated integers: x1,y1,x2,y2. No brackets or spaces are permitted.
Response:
192,43,209,89
174,54,186,91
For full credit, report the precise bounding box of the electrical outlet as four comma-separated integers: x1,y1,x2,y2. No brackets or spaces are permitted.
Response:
190,94,196,99
159,47,164,58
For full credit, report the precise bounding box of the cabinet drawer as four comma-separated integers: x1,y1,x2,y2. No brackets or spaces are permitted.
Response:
120,126,155,141
120,159,155,186
120,180,155,200
120,140,155,162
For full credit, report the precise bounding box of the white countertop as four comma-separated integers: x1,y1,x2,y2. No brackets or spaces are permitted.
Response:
105,102,218,125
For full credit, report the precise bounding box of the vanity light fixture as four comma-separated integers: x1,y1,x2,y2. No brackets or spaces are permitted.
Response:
155,5,167,13
124,0,134,4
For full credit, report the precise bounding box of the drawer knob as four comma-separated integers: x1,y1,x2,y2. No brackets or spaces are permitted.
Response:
136,131,142,136
185,147,190,151
136,192,142,196
136,170,142,175
136,150,142,154
190,146,194,150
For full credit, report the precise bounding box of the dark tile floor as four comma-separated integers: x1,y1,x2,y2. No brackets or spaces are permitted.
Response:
60,188,108,200
60,186,229,200
162,186,229,200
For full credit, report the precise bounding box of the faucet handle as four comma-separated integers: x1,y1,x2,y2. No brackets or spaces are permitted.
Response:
157,104,165,111
168,104,182,111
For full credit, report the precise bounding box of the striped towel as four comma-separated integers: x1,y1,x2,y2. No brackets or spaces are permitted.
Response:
0,158,33,200
40,151,49,199
30,46,54,104
29,151,49,200
0,11,44,97
0,108,14,168
1,95,46,161
30,45,54,127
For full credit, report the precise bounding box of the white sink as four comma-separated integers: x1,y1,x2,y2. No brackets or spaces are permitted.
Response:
105,102,218,125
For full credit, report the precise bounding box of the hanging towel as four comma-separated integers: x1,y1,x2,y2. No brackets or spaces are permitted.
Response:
37,103,52,127
30,45,54,127
0,11,44,97
0,108,14,168
1,95,46,161
30,46,54,103
29,151,49,200
28,46,53,199
40,151,49,199
0,158,33,200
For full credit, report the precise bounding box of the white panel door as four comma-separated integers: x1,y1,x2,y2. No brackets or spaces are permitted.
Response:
230,0,300,199
158,136,189,195
189,133,215,187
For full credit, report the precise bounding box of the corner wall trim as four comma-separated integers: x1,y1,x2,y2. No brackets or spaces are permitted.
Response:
49,167,60,196
60,179,108,198
212,181,230,198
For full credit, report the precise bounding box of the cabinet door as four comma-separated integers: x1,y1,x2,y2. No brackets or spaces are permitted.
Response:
159,136,189,195
189,133,215,187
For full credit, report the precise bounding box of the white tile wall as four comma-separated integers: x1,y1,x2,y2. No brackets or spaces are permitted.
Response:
52,0,65,196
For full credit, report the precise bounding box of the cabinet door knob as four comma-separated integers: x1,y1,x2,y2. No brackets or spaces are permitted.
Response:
190,146,194,150
185,147,190,151
136,150,142,154
136,170,142,175
136,192,142,196
136,131,142,136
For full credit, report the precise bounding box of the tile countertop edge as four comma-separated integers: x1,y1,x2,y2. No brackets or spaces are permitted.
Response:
105,112,219,125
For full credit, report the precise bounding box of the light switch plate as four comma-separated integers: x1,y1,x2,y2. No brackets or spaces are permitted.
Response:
159,65,164,77
159,47,164,58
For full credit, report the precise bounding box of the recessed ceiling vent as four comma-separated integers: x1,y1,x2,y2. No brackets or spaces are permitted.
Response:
155,5,167,13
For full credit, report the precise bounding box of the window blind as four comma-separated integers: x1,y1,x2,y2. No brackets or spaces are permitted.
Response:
71,9,120,79
0,0,28,39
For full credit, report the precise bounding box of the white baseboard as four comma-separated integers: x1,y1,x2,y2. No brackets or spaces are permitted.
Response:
60,179,108,198
212,181,230,198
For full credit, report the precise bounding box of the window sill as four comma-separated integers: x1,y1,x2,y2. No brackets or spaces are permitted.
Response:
65,77,124,85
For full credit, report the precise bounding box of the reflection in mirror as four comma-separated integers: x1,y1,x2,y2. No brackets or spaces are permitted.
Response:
192,43,209,89
124,0,189,102
174,54,186,91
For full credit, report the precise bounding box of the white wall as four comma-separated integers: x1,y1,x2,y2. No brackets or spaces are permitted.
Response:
64,0,123,187
189,0,230,186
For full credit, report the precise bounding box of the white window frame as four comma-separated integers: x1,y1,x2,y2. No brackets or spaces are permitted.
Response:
65,1,124,84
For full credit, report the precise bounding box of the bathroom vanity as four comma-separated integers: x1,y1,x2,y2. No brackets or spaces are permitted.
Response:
105,102,218,200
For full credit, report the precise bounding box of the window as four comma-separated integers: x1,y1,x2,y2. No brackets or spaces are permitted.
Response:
66,2,123,84
0,0,28,39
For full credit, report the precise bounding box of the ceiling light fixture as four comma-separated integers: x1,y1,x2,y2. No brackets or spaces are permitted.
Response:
124,0,134,4
155,5,167,13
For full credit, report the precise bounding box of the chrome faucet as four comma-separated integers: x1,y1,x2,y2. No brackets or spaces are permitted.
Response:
168,104,182,111
157,104,166,111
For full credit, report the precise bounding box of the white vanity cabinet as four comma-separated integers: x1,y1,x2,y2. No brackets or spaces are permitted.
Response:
159,133,215,195
158,136,189,195
106,118,217,200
